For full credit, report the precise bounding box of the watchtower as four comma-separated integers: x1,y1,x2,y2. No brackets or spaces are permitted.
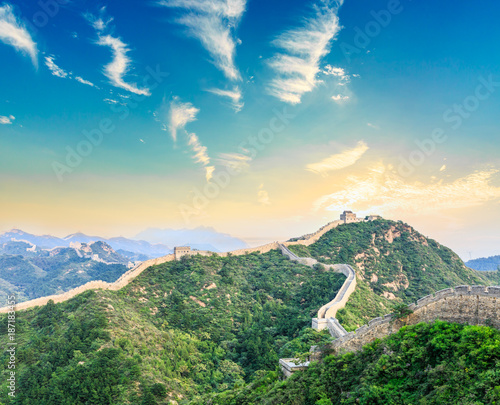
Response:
174,246,191,260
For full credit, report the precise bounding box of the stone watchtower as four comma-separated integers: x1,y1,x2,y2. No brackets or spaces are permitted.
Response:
174,246,191,260
340,210,358,224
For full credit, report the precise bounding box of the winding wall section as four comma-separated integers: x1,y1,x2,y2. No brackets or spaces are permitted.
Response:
279,243,356,337
0,243,281,313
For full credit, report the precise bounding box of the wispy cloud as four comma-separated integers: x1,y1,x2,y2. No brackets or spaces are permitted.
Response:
367,122,379,130
258,184,271,205
97,35,150,96
75,76,97,87
168,97,199,142
323,65,350,83
86,8,150,96
267,0,344,104
0,4,37,66
207,86,244,112
306,141,369,176
44,55,97,87
331,94,349,103
45,56,70,78
187,132,215,181
0,115,15,124
217,152,251,172
84,7,114,33
313,165,500,215
158,0,246,81
168,97,214,181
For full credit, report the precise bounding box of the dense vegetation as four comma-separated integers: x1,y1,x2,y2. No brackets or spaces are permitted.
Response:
197,321,500,404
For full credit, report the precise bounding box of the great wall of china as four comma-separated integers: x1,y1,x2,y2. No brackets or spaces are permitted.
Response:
0,212,349,313
2,210,499,380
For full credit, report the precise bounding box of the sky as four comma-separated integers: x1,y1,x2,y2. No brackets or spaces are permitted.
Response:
0,0,499,260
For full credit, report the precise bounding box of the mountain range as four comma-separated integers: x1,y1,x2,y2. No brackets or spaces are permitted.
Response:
0,240,130,303
0,229,171,261
0,226,249,260
466,255,500,271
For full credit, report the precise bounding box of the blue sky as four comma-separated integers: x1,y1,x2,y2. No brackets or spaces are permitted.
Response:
1,0,500,259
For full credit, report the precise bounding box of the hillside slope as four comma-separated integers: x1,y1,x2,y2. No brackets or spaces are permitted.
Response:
0,220,496,404
288,219,489,329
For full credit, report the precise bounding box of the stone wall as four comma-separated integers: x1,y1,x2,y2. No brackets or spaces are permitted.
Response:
0,242,282,313
0,254,176,313
330,285,500,354
284,220,344,247
317,264,357,319
279,244,357,321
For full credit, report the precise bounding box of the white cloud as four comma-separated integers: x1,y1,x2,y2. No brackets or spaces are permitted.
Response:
75,76,97,87
258,184,271,205
158,0,246,81
187,132,215,181
44,56,70,78
323,65,350,84
440,164,447,172
267,0,344,104
0,4,37,66
45,56,97,88
306,141,369,176
367,123,379,130
167,96,214,181
85,8,149,96
217,152,251,172
97,35,151,96
103,98,119,104
0,115,15,124
331,94,349,103
84,7,114,33
168,97,200,142
313,165,500,215
207,86,244,112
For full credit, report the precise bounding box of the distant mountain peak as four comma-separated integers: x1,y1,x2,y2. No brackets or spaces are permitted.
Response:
8,229,25,234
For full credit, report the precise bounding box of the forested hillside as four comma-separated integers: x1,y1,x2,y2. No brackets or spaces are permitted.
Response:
466,255,500,271
198,321,500,404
